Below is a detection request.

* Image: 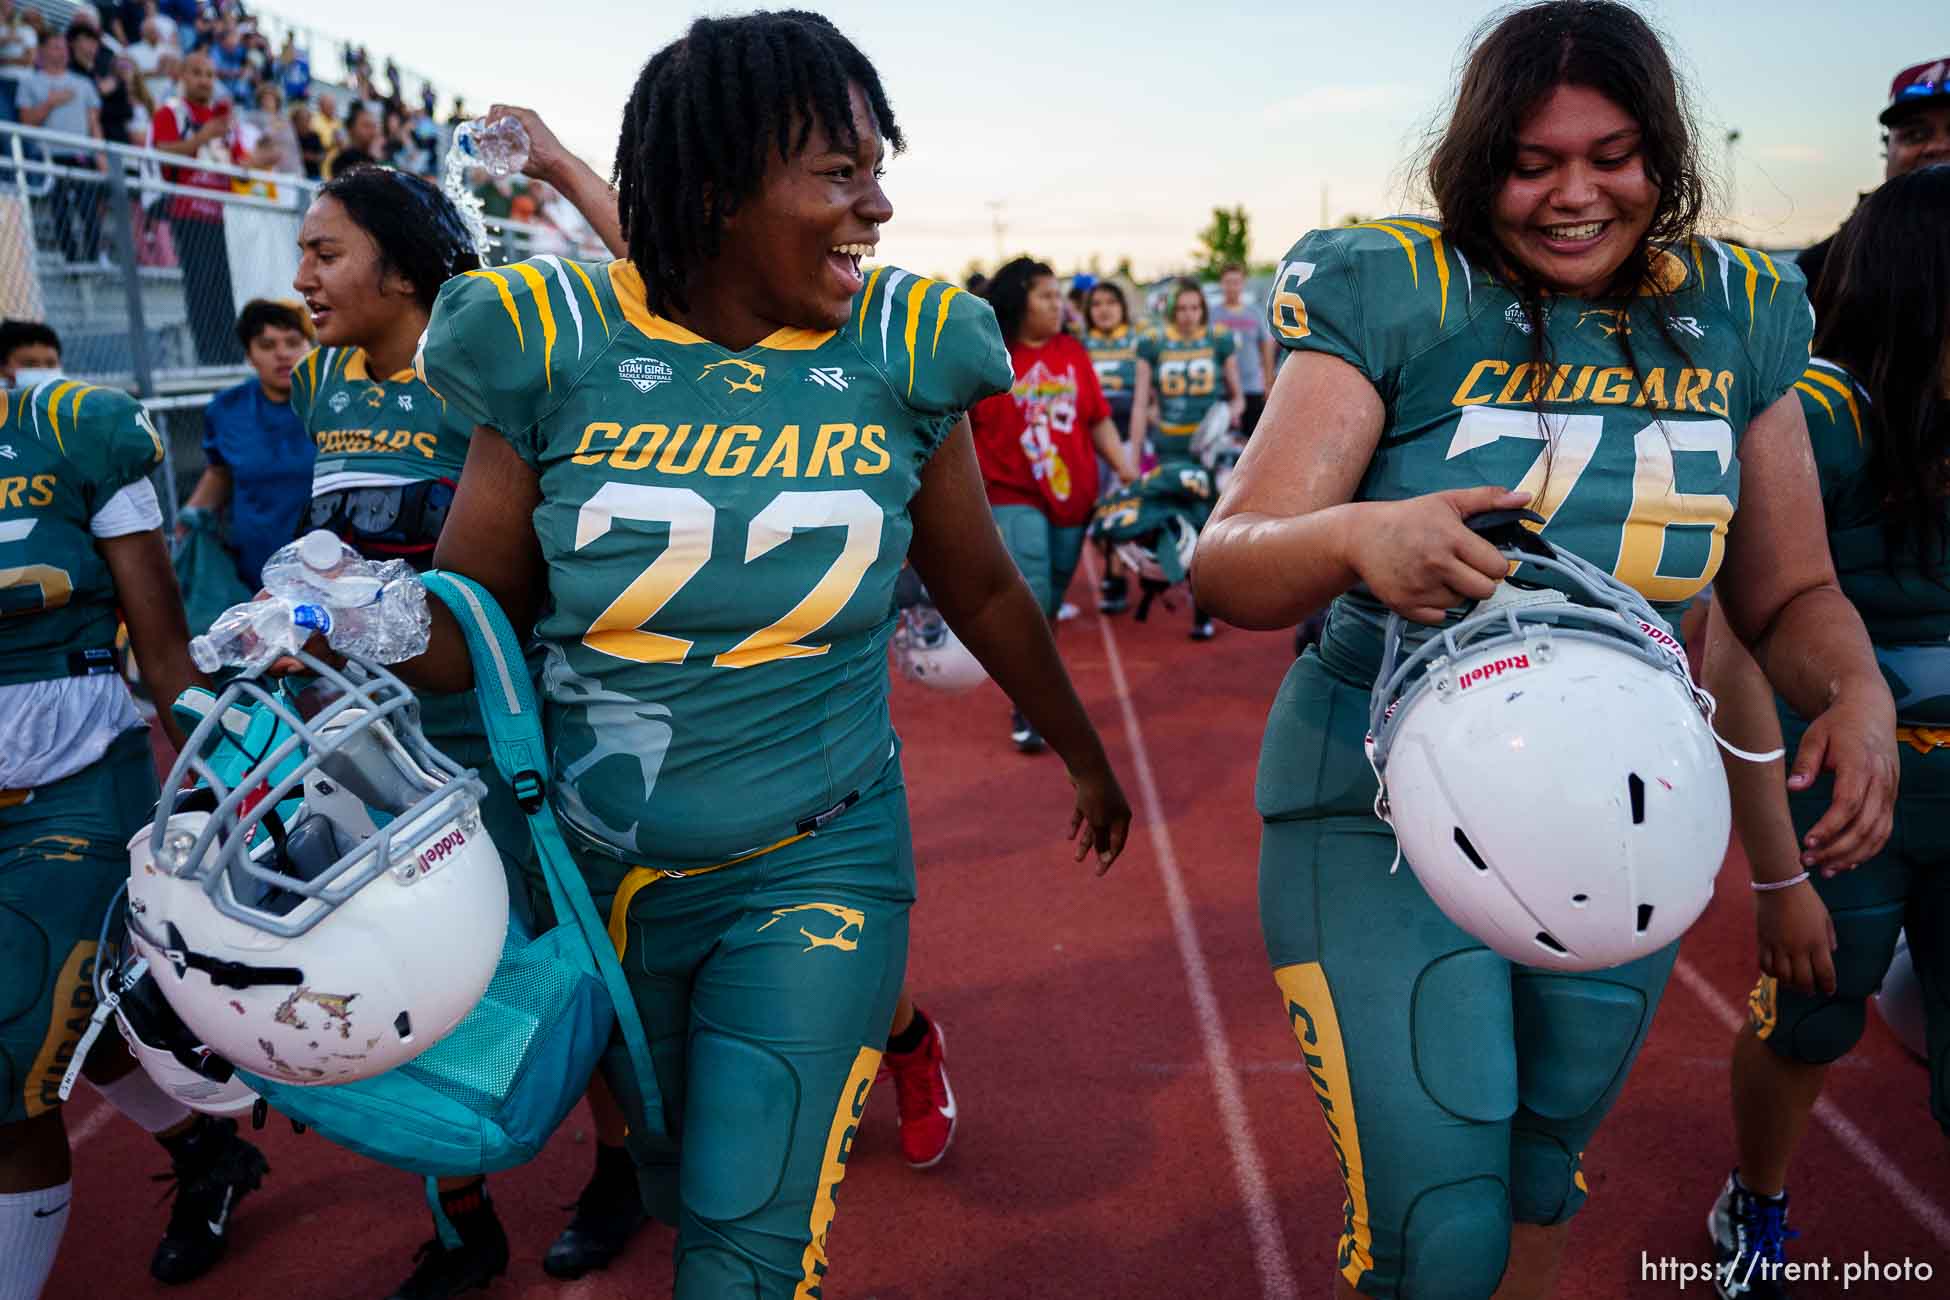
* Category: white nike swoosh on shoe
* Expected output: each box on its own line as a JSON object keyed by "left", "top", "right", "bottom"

{"left": 207, "top": 1186, "right": 234, "bottom": 1237}
{"left": 937, "top": 1066, "right": 957, "bottom": 1123}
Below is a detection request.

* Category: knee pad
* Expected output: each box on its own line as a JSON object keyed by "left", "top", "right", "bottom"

{"left": 1512, "top": 975, "right": 1648, "bottom": 1120}
{"left": 679, "top": 1033, "right": 800, "bottom": 1223}
{"left": 1399, "top": 1176, "right": 1512, "bottom": 1300}
{"left": 1766, "top": 997, "right": 1868, "bottom": 1065}
{"left": 1509, "top": 1128, "right": 1586, "bottom": 1226}
{"left": 1411, "top": 950, "right": 1517, "bottom": 1123}
{"left": 1756, "top": 904, "right": 1902, "bottom": 1065}
{"left": 0, "top": 902, "right": 50, "bottom": 1025}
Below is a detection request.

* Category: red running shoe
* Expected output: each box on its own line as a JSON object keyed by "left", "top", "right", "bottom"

{"left": 880, "top": 1019, "right": 957, "bottom": 1169}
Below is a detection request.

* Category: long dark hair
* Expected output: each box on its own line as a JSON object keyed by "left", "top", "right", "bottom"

{"left": 1428, "top": 1, "right": 1707, "bottom": 377}
{"left": 1813, "top": 164, "right": 1950, "bottom": 576}
{"left": 614, "top": 10, "right": 903, "bottom": 316}
{"left": 316, "top": 167, "right": 480, "bottom": 309}
{"left": 984, "top": 256, "right": 1053, "bottom": 345}
{"left": 1170, "top": 278, "right": 1208, "bottom": 331}
{"left": 1088, "top": 281, "right": 1130, "bottom": 331}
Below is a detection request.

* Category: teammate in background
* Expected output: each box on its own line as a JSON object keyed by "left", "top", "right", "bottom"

{"left": 0, "top": 328, "right": 268, "bottom": 1296}
{"left": 1699, "top": 165, "right": 1950, "bottom": 1300}
{"left": 1795, "top": 56, "right": 1948, "bottom": 296}
{"left": 287, "top": 167, "right": 576, "bottom": 1299}
{"left": 0, "top": 321, "right": 60, "bottom": 387}
{"left": 1209, "top": 261, "right": 1276, "bottom": 436}
{"left": 411, "top": 14, "right": 1130, "bottom": 1295}
{"left": 971, "top": 256, "right": 1142, "bottom": 750}
{"left": 1138, "top": 279, "right": 1241, "bottom": 640}
{"left": 1084, "top": 281, "right": 1149, "bottom": 615}
{"left": 1195, "top": 5, "right": 1897, "bottom": 1298}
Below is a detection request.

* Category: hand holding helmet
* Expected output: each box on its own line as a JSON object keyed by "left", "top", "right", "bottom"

{"left": 1347, "top": 485, "right": 1534, "bottom": 624}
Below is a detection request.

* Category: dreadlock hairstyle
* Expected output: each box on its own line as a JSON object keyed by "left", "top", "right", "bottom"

{"left": 984, "top": 256, "right": 1054, "bottom": 345}
{"left": 1812, "top": 163, "right": 1950, "bottom": 580}
{"left": 317, "top": 166, "right": 481, "bottom": 310}
{"left": 614, "top": 10, "right": 903, "bottom": 316}
{"left": 1427, "top": 1, "right": 1708, "bottom": 393}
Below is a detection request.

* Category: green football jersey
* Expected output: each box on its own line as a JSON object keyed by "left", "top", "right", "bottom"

{"left": 1085, "top": 325, "right": 1144, "bottom": 398}
{"left": 419, "top": 256, "right": 1011, "bottom": 862}
{"left": 1273, "top": 217, "right": 1812, "bottom": 658}
{"left": 1792, "top": 357, "right": 1950, "bottom": 724}
{"left": 0, "top": 380, "right": 165, "bottom": 686}
{"left": 1138, "top": 324, "right": 1235, "bottom": 456}
{"left": 288, "top": 345, "right": 471, "bottom": 490}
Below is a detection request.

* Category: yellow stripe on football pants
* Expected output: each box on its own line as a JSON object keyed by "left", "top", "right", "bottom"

{"left": 1275, "top": 962, "right": 1374, "bottom": 1290}
{"left": 794, "top": 1046, "right": 880, "bottom": 1300}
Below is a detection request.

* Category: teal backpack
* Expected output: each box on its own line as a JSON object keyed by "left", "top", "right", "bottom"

{"left": 230, "top": 571, "right": 664, "bottom": 1190}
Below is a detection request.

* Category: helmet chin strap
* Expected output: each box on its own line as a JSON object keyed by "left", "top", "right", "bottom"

{"left": 1689, "top": 680, "right": 1789, "bottom": 765}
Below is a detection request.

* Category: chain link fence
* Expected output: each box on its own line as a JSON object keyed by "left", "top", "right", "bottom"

{"left": 0, "top": 119, "right": 607, "bottom": 530}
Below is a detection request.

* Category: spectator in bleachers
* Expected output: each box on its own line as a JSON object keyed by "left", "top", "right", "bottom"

{"left": 274, "top": 32, "right": 306, "bottom": 103}
{"left": 127, "top": 15, "right": 177, "bottom": 104}
{"left": 0, "top": 0, "right": 39, "bottom": 122}
{"left": 19, "top": 34, "right": 105, "bottom": 264}
{"left": 73, "top": 21, "right": 134, "bottom": 155}
{"left": 148, "top": 49, "right": 265, "bottom": 365}
{"left": 108, "top": 2, "right": 145, "bottom": 45}
{"left": 209, "top": 23, "right": 247, "bottom": 101}
{"left": 308, "top": 88, "right": 341, "bottom": 154}
{"left": 150, "top": 0, "right": 189, "bottom": 52}
{"left": 325, "top": 101, "right": 378, "bottom": 178}
{"left": 119, "top": 52, "right": 153, "bottom": 144}
{"left": 182, "top": 298, "right": 315, "bottom": 585}
{"left": 288, "top": 102, "right": 322, "bottom": 177}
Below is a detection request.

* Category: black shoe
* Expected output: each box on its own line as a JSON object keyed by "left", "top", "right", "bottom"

{"left": 386, "top": 1203, "right": 510, "bottom": 1300}
{"left": 1189, "top": 619, "right": 1216, "bottom": 641}
{"left": 1098, "top": 575, "right": 1129, "bottom": 615}
{"left": 1010, "top": 709, "right": 1044, "bottom": 753}
{"left": 149, "top": 1117, "right": 269, "bottom": 1285}
{"left": 543, "top": 1167, "right": 649, "bottom": 1279}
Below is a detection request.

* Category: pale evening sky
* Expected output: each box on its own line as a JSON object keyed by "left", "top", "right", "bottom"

{"left": 273, "top": 1, "right": 1946, "bottom": 277}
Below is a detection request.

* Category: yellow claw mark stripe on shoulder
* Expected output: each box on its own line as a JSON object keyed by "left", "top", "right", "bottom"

{"left": 902, "top": 276, "right": 934, "bottom": 397}
{"left": 1727, "top": 244, "right": 1762, "bottom": 335}
{"left": 1377, "top": 218, "right": 1451, "bottom": 327}
{"left": 303, "top": 349, "right": 321, "bottom": 397}
{"left": 68, "top": 383, "right": 94, "bottom": 432}
{"left": 44, "top": 381, "right": 80, "bottom": 453}
{"left": 1798, "top": 366, "right": 1863, "bottom": 442}
{"left": 1688, "top": 237, "right": 1708, "bottom": 294}
{"left": 1756, "top": 249, "right": 1782, "bottom": 303}
{"left": 857, "top": 265, "right": 888, "bottom": 343}
{"left": 1351, "top": 222, "right": 1420, "bottom": 290}
{"left": 506, "top": 263, "right": 558, "bottom": 391}
{"left": 464, "top": 268, "right": 525, "bottom": 351}
{"left": 565, "top": 259, "right": 610, "bottom": 337}
{"left": 930, "top": 285, "right": 963, "bottom": 355}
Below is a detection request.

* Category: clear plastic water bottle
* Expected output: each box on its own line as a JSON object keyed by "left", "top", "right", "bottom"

{"left": 190, "top": 598, "right": 331, "bottom": 673}
{"left": 452, "top": 115, "right": 530, "bottom": 179}
{"left": 262, "top": 530, "right": 384, "bottom": 608}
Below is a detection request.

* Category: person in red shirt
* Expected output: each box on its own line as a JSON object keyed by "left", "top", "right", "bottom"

{"left": 971, "top": 256, "right": 1141, "bottom": 751}
{"left": 145, "top": 49, "right": 273, "bottom": 366}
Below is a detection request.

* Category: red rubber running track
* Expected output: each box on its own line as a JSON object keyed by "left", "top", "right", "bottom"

{"left": 49, "top": 572, "right": 1948, "bottom": 1298}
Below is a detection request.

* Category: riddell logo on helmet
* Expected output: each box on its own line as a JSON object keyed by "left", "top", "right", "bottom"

{"left": 1636, "top": 619, "right": 1684, "bottom": 657}
{"left": 1457, "top": 654, "right": 1531, "bottom": 691}
{"left": 415, "top": 827, "right": 468, "bottom": 876}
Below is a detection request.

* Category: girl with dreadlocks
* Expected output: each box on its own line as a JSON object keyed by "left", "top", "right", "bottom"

{"left": 1196, "top": 3, "right": 1895, "bottom": 1296}
{"left": 288, "top": 166, "right": 549, "bottom": 1298}
{"left": 409, "top": 13, "right": 1131, "bottom": 1296}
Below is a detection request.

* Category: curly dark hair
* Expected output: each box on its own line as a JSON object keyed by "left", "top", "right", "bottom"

{"left": 316, "top": 166, "right": 480, "bottom": 310}
{"left": 1428, "top": 1, "right": 1707, "bottom": 384}
{"left": 984, "top": 256, "right": 1054, "bottom": 345}
{"left": 1813, "top": 164, "right": 1950, "bottom": 580}
{"left": 614, "top": 10, "right": 903, "bottom": 316}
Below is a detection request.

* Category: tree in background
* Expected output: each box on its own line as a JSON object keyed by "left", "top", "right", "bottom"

{"left": 1194, "top": 205, "right": 1251, "bottom": 279}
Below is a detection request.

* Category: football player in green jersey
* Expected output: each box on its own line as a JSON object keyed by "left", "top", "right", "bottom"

{"left": 289, "top": 166, "right": 564, "bottom": 1299}
{"left": 1085, "top": 281, "right": 1149, "bottom": 614}
{"left": 406, "top": 13, "right": 1130, "bottom": 1298}
{"left": 1196, "top": 5, "right": 1898, "bottom": 1298}
{"left": 1698, "top": 165, "right": 1950, "bottom": 1299}
{"left": 1136, "top": 278, "right": 1244, "bottom": 466}
{"left": 0, "top": 340, "right": 270, "bottom": 1292}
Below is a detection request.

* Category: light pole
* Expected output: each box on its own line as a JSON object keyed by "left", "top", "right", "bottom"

{"left": 1726, "top": 128, "right": 1742, "bottom": 237}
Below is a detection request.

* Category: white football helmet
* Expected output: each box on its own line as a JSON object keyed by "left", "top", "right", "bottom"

{"left": 1190, "top": 403, "right": 1246, "bottom": 493}
{"left": 1876, "top": 930, "right": 1928, "bottom": 1061}
{"left": 127, "top": 653, "right": 508, "bottom": 1085}
{"left": 1114, "top": 514, "right": 1199, "bottom": 587}
{"left": 892, "top": 605, "right": 986, "bottom": 692}
{"left": 1366, "top": 522, "right": 1732, "bottom": 972}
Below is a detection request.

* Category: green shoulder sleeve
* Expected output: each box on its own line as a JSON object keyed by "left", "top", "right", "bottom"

{"left": 1212, "top": 324, "right": 1236, "bottom": 363}
{"left": 1792, "top": 358, "right": 1869, "bottom": 517}
{"left": 417, "top": 255, "right": 621, "bottom": 463}
{"left": 288, "top": 346, "right": 325, "bottom": 425}
{"left": 36, "top": 382, "right": 163, "bottom": 510}
{"left": 849, "top": 267, "right": 1013, "bottom": 418}
{"left": 1692, "top": 237, "right": 1814, "bottom": 421}
{"left": 1267, "top": 219, "right": 1464, "bottom": 386}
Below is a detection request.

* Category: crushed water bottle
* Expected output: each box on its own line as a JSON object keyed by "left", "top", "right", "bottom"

{"left": 191, "top": 598, "right": 331, "bottom": 674}
{"left": 452, "top": 115, "right": 529, "bottom": 178}
{"left": 195, "top": 531, "right": 433, "bottom": 670}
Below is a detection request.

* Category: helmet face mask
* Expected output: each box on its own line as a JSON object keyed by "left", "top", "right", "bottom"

{"left": 128, "top": 652, "right": 509, "bottom": 1084}
{"left": 1365, "top": 536, "right": 1732, "bottom": 972}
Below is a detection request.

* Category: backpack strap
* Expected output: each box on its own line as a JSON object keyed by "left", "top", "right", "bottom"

{"left": 419, "top": 570, "right": 664, "bottom": 1145}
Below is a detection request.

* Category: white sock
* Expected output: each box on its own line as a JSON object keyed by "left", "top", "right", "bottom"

{"left": 0, "top": 1182, "right": 71, "bottom": 1299}
{"left": 88, "top": 1070, "right": 191, "bottom": 1135}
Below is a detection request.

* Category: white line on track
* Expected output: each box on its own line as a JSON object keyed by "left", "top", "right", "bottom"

{"left": 67, "top": 1100, "right": 113, "bottom": 1149}
{"left": 1670, "top": 957, "right": 1950, "bottom": 1252}
{"left": 1085, "top": 556, "right": 1301, "bottom": 1300}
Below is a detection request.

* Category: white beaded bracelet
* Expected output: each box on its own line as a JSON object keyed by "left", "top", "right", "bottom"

{"left": 1752, "top": 871, "right": 1811, "bottom": 892}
